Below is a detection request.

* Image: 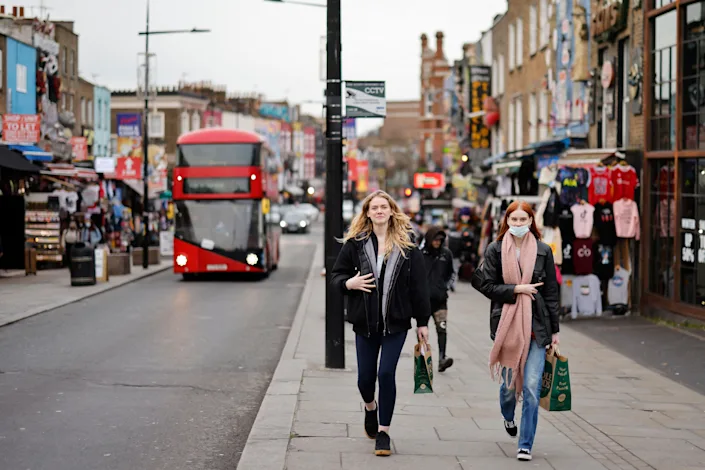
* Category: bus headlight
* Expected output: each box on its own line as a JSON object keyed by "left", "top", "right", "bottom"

{"left": 176, "top": 254, "right": 188, "bottom": 267}
{"left": 299, "top": 220, "right": 307, "bottom": 228}
{"left": 246, "top": 253, "right": 259, "bottom": 266}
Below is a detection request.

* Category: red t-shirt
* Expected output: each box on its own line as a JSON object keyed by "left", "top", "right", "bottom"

{"left": 611, "top": 165, "right": 638, "bottom": 200}
{"left": 573, "top": 239, "right": 594, "bottom": 275}
{"left": 588, "top": 166, "right": 614, "bottom": 205}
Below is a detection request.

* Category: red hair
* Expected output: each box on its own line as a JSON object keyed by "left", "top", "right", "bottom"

{"left": 496, "top": 200, "right": 542, "bottom": 241}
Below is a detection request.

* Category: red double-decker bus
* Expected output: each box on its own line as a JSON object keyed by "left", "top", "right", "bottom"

{"left": 172, "top": 128, "right": 281, "bottom": 279}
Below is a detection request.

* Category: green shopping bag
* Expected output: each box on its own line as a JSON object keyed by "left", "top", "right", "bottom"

{"left": 413, "top": 340, "right": 433, "bottom": 394}
{"left": 540, "top": 346, "right": 571, "bottom": 411}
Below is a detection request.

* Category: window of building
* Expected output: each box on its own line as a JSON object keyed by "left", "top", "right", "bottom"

{"left": 191, "top": 112, "right": 201, "bottom": 130}
{"left": 650, "top": 10, "right": 677, "bottom": 151}
{"left": 87, "top": 100, "right": 92, "bottom": 124}
{"left": 424, "top": 137, "right": 432, "bottom": 160}
{"left": 516, "top": 19, "right": 524, "bottom": 67}
{"left": 540, "top": 0, "right": 549, "bottom": 48}
{"left": 97, "top": 100, "right": 102, "bottom": 128}
{"left": 529, "top": 92, "right": 537, "bottom": 143}
{"left": 498, "top": 55, "right": 505, "bottom": 94}
{"left": 61, "top": 93, "right": 65, "bottom": 110}
{"left": 515, "top": 96, "right": 523, "bottom": 149}
{"left": 81, "top": 97, "right": 86, "bottom": 124}
{"left": 508, "top": 100, "right": 515, "bottom": 151}
{"left": 648, "top": 159, "right": 676, "bottom": 298}
{"left": 509, "top": 24, "right": 516, "bottom": 70}
{"left": 682, "top": 3, "right": 705, "bottom": 150}
{"left": 425, "top": 91, "right": 433, "bottom": 116}
{"left": 654, "top": 0, "right": 676, "bottom": 8}
{"left": 62, "top": 46, "right": 67, "bottom": 74}
{"left": 181, "top": 111, "right": 190, "bottom": 133}
{"left": 678, "top": 158, "right": 705, "bottom": 306}
{"left": 0, "top": 50, "right": 4, "bottom": 91}
{"left": 529, "top": 5, "right": 537, "bottom": 55}
{"left": 16, "top": 64, "right": 27, "bottom": 93}
{"left": 618, "top": 38, "right": 630, "bottom": 148}
{"left": 597, "top": 48, "right": 606, "bottom": 147}
{"left": 539, "top": 90, "right": 549, "bottom": 140}
{"left": 69, "top": 50, "right": 75, "bottom": 77}
{"left": 149, "top": 112, "right": 166, "bottom": 138}
{"left": 492, "top": 60, "right": 499, "bottom": 97}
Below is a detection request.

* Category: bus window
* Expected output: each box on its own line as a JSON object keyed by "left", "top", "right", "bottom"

{"left": 178, "top": 143, "right": 261, "bottom": 167}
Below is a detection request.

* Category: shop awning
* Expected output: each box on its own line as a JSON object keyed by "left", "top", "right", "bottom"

{"left": 482, "top": 137, "right": 583, "bottom": 166}
{"left": 8, "top": 144, "right": 53, "bottom": 162}
{"left": 41, "top": 163, "right": 99, "bottom": 180}
{"left": 0, "top": 145, "right": 40, "bottom": 173}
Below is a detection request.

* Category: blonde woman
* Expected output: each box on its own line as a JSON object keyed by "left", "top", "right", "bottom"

{"left": 331, "top": 190, "right": 431, "bottom": 457}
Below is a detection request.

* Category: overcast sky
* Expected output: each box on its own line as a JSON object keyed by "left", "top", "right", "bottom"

{"left": 39, "top": 0, "right": 505, "bottom": 134}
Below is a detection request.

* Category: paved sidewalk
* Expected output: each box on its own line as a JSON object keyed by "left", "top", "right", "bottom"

{"left": 238, "top": 248, "right": 705, "bottom": 470}
{"left": 0, "top": 260, "right": 172, "bottom": 328}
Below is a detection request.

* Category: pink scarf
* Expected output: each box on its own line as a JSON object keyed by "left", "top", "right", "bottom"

{"left": 488, "top": 233, "right": 537, "bottom": 397}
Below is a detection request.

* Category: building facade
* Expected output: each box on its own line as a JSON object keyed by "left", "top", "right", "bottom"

{"left": 379, "top": 100, "right": 420, "bottom": 143}
{"left": 419, "top": 32, "right": 451, "bottom": 171}
{"left": 53, "top": 21, "right": 78, "bottom": 134}
{"left": 5, "top": 36, "right": 36, "bottom": 114}
{"left": 93, "top": 85, "right": 111, "bottom": 158}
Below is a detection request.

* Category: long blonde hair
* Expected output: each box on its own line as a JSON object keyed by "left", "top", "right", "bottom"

{"left": 342, "top": 190, "right": 415, "bottom": 256}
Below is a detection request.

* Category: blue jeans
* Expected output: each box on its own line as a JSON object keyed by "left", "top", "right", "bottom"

{"left": 499, "top": 340, "right": 546, "bottom": 451}
{"left": 355, "top": 331, "right": 407, "bottom": 427}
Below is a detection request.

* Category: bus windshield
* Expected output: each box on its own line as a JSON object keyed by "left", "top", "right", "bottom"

{"left": 175, "top": 200, "right": 262, "bottom": 252}
{"left": 178, "top": 143, "right": 261, "bottom": 167}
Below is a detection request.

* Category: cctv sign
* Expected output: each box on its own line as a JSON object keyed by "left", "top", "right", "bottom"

{"left": 345, "top": 81, "right": 386, "bottom": 118}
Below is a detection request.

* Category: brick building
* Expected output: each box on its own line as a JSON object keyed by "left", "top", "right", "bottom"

{"left": 419, "top": 32, "right": 451, "bottom": 171}
{"left": 378, "top": 100, "right": 419, "bottom": 143}
{"left": 53, "top": 21, "right": 79, "bottom": 135}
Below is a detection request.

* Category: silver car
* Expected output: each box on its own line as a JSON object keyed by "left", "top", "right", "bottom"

{"left": 280, "top": 209, "right": 310, "bottom": 234}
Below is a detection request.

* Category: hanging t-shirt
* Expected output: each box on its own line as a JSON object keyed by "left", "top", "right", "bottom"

{"left": 561, "top": 275, "right": 575, "bottom": 308}
{"left": 593, "top": 202, "right": 618, "bottom": 245}
{"left": 611, "top": 165, "right": 638, "bottom": 200}
{"left": 495, "top": 175, "right": 513, "bottom": 196}
{"left": 556, "top": 167, "right": 590, "bottom": 206}
{"left": 608, "top": 267, "right": 631, "bottom": 306}
{"left": 539, "top": 166, "right": 560, "bottom": 190}
{"left": 588, "top": 166, "right": 614, "bottom": 205}
{"left": 613, "top": 199, "right": 641, "bottom": 240}
{"left": 573, "top": 238, "right": 594, "bottom": 275}
{"left": 542, "top": 227, "right": 563, "bottom": 265}
{"left": 571, "top": 203, "right": 595, "bottom": 239}
{"left": 558, "top": 208, "right": 575, "bottom": 242}
{"left": 561, "top": 238, "right": 575, "bottom": 274}
{"left": 571, "top": 274, "right": 603, "bottom": 318}
{"left": 594, "top": 243, "right": 615, "bottom": 280}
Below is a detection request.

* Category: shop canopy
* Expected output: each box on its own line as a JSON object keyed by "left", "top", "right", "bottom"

{"left": 41, "top": 163, "right": 99, "bottom": 181}
{"left": 8, "top": 144, "right": 53, "bottom": 162}
{"left": 0, "top": 145, "right": 40, "bottom": 173}
{"left": 482, "top": 137, "right": 585, "bottom": 166}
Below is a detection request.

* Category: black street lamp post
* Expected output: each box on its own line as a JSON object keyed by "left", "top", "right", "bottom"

{"left": 138, "top": 0, "right": 209, "bottom": 269}
{"left": 265, "top": 0, "right": 345, "bottom": 369}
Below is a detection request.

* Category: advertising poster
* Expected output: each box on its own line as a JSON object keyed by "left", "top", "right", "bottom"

{"left": 70, "top": 136, "right": 88, "bottom": 162}
{"left": 116, "top": 113, "right": 142, "bottom": 138}
{"left": 2, "top": 114, "right": 41, "bottom": 143}
{"left": 304, "top": 127, "right": 316, "bottom": 180}
{"left": 356, "top": 160, "right": 369, "bottom": 194}
{"left": 468, "top": 66, "right": 491, "bottom": 163}
{"left": 148, "top": 144, "right": 168, "bottom": 193}
{"left": 203, "top": 110, "right": 223, "bottom": 128}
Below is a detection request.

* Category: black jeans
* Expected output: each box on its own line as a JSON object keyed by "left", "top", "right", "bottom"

{"left": 355, "top": 331, "right": 406, "bottom": 427}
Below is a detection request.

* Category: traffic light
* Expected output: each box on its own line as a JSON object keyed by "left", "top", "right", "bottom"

{"left": 404, "top": 188, "right": 412, "bottom": 197}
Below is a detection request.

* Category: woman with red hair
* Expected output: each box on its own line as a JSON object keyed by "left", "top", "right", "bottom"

{"left": 477, "top": 200, "right": 560, "bottom": 462}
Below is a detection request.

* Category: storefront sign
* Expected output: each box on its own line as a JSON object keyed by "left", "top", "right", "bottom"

{"left": 94, "top": 157, "right": 116, "bottom": 173}
{"left": 115, "top": 156, "right": 142, "bottom": 180}
{"left": 70, "top": 136, "right": 88, "bottom": 162}
{"left": 259, "top": 103, "right": 290, "bottom": 122}
{"left": 414, "top": 172, "right": 445, "bottom": 190}
{"left": 629, "top": 47, "right": 644, "bottom": 116}
{"left": 592, "top": 0, "right": 628, "bottom": 43}
{"left": 159, "top": 231, "right": 174, "bottom": 257}
{"left": 469, "top": 66, "right": 491, "bottom": 156}
{"left": 2, "top": 114, "right": 41, "bottom": 143}
{"left": 116, "top": 113, "right": 142, "bottom": 138}
{"left": 345, "top": 81, "right": 387, "bottom": 118}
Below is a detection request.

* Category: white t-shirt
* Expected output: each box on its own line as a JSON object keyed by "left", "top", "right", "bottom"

{"left": 607, "top": 267, "right": 630, "bottom": 306}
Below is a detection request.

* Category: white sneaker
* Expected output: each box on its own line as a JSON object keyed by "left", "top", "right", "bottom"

{"left": 517, "top": 448, "right": 532, "bottom": 461}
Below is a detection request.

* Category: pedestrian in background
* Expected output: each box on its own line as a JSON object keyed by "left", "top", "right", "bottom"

{"left": 422, "top": 226, "right": 455, "bottom": 372}
{"left": 61, "top": 220, "right": 80, "bottom": 267}
{"left": 477, "top": 200, "right": 560, "bottom": 462}
{"left": 331, "top": 190, "right": 431, "bottom": 457}
{"left": 82, "top": 216, "right": 103, "bottom": 248}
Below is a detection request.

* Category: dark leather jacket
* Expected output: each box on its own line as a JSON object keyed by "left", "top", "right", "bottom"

{"left": 330, "top": 234, "right": 431, "bottom": 337}
{"left": 478, "top": 237, "right": 560, "bottom": 347}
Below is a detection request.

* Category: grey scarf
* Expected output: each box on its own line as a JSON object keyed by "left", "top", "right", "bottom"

{"left": 363, "top": 237, "right": 403, "bottom": 324}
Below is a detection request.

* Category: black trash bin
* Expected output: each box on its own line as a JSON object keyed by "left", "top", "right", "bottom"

{"left": 70, "top": 242, "right": 96, "bottom": 286}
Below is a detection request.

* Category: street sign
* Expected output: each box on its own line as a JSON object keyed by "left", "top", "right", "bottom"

{"left": 115, "top": 156, "right": 142, "bottom": 180}
{"left": 414, "top": 172, "right": 446, "bottom": 190}
{"left": 345, "top": 81, "right": 386, "bottom": 118}
{"left": 2, "top": 114, "right": 41, "bottom": 143}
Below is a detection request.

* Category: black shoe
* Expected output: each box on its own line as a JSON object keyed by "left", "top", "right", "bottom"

{"left": 364, "top": 403, "right": 378, "bottom": 439}
{"left": 504, "top": 420, "right": 518, "bottom": 438}
{"left": 375, "top": 431, "right": 391, "bottom": 456}
{"left": 438, "top": 357, "right": 454, "bottom": 373}
{"left": 517, "top": 448, "right": 532, "bottom": 461}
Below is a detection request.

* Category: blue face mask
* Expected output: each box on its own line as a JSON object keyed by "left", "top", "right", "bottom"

{"left": 508, "top": 224, "right": 530, "bottom": 238}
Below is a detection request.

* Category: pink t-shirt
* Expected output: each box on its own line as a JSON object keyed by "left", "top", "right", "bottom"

{"left": 571, "top": 203, "right": 596, "bottom": 239}
{"left": 613, "top": 199, "right": 640, "bottom": 240}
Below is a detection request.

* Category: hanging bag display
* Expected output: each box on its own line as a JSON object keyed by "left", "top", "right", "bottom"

{"left": 540, "top": 346, "right": 572, "bottom": 411}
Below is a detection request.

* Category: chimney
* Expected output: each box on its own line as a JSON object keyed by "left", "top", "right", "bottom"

{"left": 420, "top": 33, "right": 428, "bottom": 51}
{"left": 435, "top": 31, "right": 445, "bottom": 58}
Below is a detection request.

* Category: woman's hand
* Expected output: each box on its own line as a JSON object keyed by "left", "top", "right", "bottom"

{"left": 550, "top": 333, "right": 559, "bottom": 347}
{"left": 417, "top": 326, "right": 429, "bottom": 343}
{"left": 345, "top": 272, "right": 375, "bottom": 292}
{"left": 514, "top": 282, "right": 544, "bottom": 300}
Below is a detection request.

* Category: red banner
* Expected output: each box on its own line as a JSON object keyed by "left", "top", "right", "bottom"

{"left": 414, "top": 172, "right": 445, "bottom": 189}
{"left": 2, "top": 114, "right": 41, "bottom": 143}
{"left": 114, "top": 156, "right": 142, "bottom": 180}
{"left": 70, "top": 136, "right": 88, "bottom": 161}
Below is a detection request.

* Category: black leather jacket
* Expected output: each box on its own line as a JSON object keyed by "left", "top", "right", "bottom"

{"left": 478, "top": 237, "right": 560, "bottom": 347}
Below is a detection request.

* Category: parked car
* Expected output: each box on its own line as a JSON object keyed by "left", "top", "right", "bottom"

{"left": 280, "top": 209, "right": 310, "bottom": 234}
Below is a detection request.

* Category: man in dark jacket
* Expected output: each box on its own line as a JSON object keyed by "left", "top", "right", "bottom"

{"left": 422, "top": 226, "right": 455, "bottom": 372}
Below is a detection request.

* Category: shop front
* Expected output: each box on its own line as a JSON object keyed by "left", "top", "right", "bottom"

{"left": 642, "top": 0, "right": 705, "bottom": 321}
